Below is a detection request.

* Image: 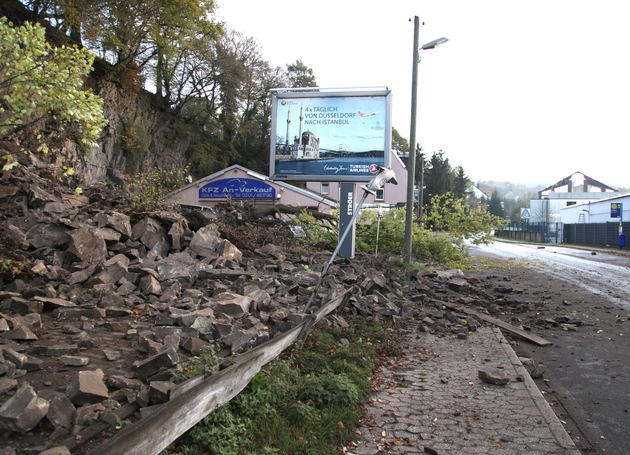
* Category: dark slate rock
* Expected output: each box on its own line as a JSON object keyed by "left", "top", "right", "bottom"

{"left": 0, "top": 384, "right": 49, "bottom": 433}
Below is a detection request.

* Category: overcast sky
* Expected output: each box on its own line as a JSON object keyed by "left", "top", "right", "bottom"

{"left": 215, "top": 1, "right": 630, "bottom": 189}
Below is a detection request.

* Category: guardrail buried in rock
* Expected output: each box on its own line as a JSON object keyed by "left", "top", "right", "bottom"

{"left": 88, "top": 291, "right": 351, "bottom": 455}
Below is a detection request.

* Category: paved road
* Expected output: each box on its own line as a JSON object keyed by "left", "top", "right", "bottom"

{"left": 470, "top": 242, "right": 630, "bottom": 310}
{"left": 470, "top": 241, "right": 630, "bottom": 455}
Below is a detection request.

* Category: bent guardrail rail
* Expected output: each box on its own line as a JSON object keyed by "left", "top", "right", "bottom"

{"left": 88, "top": 290, "right": 351, "bottom": 455}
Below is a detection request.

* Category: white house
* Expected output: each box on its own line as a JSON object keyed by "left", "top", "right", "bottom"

{"left": 468, "top": 185, "right": 489, "bottom": 201}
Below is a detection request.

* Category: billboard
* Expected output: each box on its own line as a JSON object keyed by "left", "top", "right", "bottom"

{"left": 269, "top": 88, "right": 392, "bottom": 182}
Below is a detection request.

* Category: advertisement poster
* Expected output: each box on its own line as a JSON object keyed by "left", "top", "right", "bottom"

{"left": 270, "top": 89, "right": 392, "bottom": 182}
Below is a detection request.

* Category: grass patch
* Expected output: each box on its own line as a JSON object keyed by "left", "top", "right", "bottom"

{"left": 164, "top": 317, "right": 401, "bottom": 455}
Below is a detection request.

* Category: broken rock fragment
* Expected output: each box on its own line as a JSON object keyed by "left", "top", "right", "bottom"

{"left": 38, "top": 389, "right": 76, "bottom": 431}
{"left": 478, "top": 369, "right": 510, "bottom": 385}
{"left": 133, "top": 347, "right": 180, "bottom": 380}
{"left": 67, "top": 226, "right": 108, "bottom": 264}
{"left": 0, "top": 384, "right": 50, "bottom": 433}
{"left": 65, "top": 369, "right": 109, "bottom": 406}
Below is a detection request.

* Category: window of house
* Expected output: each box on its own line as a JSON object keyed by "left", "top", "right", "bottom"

{"left": 375, "top": 188, "right": 384, "bottom": 201}
{"left": 566, "top": 201, "right": 576, "bottom": 206}
{"left": 321, "top": 182, "right": 330, "bottom": 195}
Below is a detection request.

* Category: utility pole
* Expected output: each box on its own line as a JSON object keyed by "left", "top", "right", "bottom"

{"left": 403, "top": 16, "right": 420, "bottom": 263}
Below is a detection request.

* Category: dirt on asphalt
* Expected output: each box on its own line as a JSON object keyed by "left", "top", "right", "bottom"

{"left": 466, "top": 255, "right": 630, "bottom": 455}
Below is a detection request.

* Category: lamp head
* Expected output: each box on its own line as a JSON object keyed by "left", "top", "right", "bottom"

{"left": 421, "top": 37, "right": 449, "bottom": 50}
{"left": 361, "top": 166, "right": 398, "bottom": 195}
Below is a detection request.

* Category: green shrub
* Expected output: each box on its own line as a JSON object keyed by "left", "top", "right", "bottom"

{"left": 0, "top": 18, "right": 106, "bottom": 151}
{"left": 412, "top": 229, "right": 467, "bottom": 265}
{"left": 166, "top": 318, "right": 389, "bottom": 455}
{"left": 355, "top": 207, "right": 406, "bottom": 254}
{"left": 298, "top": 373, "right": 360, "bottom": 407}
{"left": 355, "top": 207, "right": 466, "bottom": 267}
{"left": 293, "top": 210, "right": 338, "bottom": 249}
{"left": 121, "top": 164, "right": 190, "bottom": 215}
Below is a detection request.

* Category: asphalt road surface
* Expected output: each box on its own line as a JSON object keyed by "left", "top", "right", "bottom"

{"left": 470, "top": 241, "right": 630, "bottom": 455}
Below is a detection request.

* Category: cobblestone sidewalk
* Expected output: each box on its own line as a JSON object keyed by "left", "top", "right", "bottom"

{"left": 348, "top": 326, "right": 581, "bottom": 455}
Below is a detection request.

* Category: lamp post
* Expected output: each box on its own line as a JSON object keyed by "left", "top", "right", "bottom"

{"left": 403, "top": 16, "right": 447, "bottom": 263}
{"left": 303, "top": 166, "right": 397, "bottom": 312}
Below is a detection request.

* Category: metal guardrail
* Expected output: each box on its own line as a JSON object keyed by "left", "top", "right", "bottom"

{"left": 88, "top": 291, "right": 351, "bottom": 455}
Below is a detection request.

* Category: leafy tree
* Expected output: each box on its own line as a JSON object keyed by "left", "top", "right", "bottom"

{"left": 237, "top": 58, "right": 288, "bottom": 173}
{"left": 488, "top": 190, "right": 506, "bottom": 218}
{"left": 18, "top": 0, "right": 223, "bottom": 95}
{"left": 286, "top": 60, "right": 317, "bottom": 88}
{"left": 181, "top": 30, "right": 290, "bottom": 177}
{"left": 149, "top": 0, "right": 223, "bottom": 107}
{"left": 19, "top": 0, "right": 98, "bottom": 44}
{"left": 0, "top": 17, "right": 106, "bottom": 161}
{"left": 391, "top": 127, "right": 409, "bottom": 154}
{"left": 424, "top": 193, "right": 507, "bottom": 245}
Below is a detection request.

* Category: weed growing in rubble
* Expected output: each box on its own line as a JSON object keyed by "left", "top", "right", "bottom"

{"left": 164, "top": 318, "right": 398, "bottom": 455}
{"left": 170, "top": 344, "right": 222, "bottom": 383}
{"left": 0, "top": 258, "right": 32, "bottom": 283}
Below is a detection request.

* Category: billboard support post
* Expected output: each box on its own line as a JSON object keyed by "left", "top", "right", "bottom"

{"left": 338, "top": 182, "right": 356, "bottom": 258}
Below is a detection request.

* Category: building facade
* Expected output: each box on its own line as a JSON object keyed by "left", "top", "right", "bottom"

{"left": 163, "top": 165, "right": 337, "bottom": 214}
{"left": 529, "top": 171, "right": 622, "bottom": 223}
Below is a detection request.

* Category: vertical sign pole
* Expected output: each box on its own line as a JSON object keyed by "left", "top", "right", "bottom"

{"left": 339, "top": 182, "right": 356, "bottom": 258}
{"left": 619, "top": 202, "right": 626, "bottom": 250}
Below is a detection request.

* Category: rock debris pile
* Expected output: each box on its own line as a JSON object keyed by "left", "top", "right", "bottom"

{"left": 0, "top": 156, "right": 564, "bottom": 453}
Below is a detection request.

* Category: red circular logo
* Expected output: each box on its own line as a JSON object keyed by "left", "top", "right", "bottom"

{"left": 369, "top": 164, "right": 379, "bottom": 173}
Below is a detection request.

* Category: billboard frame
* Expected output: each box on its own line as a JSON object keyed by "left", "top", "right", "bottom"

{"left": 269, "top": 87, "right": 392, "bottom": 182}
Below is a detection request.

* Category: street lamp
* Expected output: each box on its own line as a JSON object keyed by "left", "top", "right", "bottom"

{"left": 422, "top": 36, "right": 449, "bottom": 50}
{"left": 303, "top": 166, "right": 397, "bottom": 312}
{"left": 403, "top": 16, "right": 447, "bottom": 263}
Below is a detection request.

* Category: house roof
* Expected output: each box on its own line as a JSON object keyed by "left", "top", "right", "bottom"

{"left": 468, "top": 185, "right": 488, "bottom": 199}
{"left": 164, "top": 164, "right": 337, "bottom": 208}
{"left": 539, "top": 171, "right": 618, "bottom": 194}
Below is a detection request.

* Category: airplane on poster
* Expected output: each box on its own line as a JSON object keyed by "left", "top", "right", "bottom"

{"left": 358, "top": 111, "right": 378, "bottom": 117}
